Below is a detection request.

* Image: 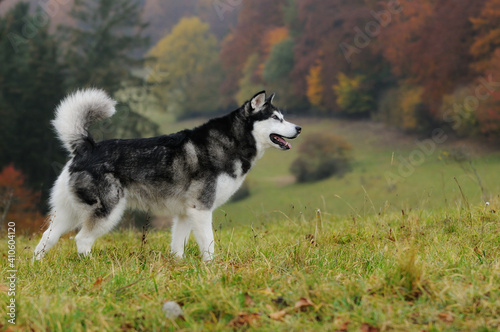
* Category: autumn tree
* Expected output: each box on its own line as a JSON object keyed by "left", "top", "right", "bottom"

{"left": 0, "top": 165, "right": 44, "bottom": 233}
{"left": 470, "top": 0, "right": 500, "bottom": 74}
{"left": 219, "top": 0, "right": 285, "bottom": 105}
{"left": 293, "top": 0, "right": 386, "bottom": 112}
{"left": 147, "top": 16, "right": 223, "bottom": 117}
{"left": 381, "top": 0, "right": 483, "bottom": 118}
{"left": 306, "top": 59, "right": 324, "bottom": 111}
{"left": 470, "top": 0, "right": 500, "bottom": 139}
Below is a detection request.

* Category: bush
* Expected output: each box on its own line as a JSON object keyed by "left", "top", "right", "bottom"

{"left": 377, "top": 84, "right": 429, "bottom": 132}
{"left": 290, "top": 133, "right": 352, "bottom": 183}
{"left": 440, "top": 86, "right": 480, "bottom": 137}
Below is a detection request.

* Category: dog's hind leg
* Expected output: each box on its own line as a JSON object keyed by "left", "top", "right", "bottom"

{"left": 75, "top": 198, "right": 127, "bottom": 256}
{"left": 188, "top": 208, "right": 215, "bottom": 261}
{"left": 34, "top": 169, "right": 81, "bottom": 260}
{"left": 33, "top": 206, "right": 80, "bottom": 260}
{"left": 170, "top": 215, "right": 192, "bottom": 258}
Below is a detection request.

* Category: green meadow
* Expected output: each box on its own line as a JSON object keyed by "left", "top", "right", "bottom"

{"left": 2, "top": 118, "right": 500, "bottom": 331}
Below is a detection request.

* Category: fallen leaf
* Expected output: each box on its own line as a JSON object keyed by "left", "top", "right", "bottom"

{"left": 437, "top": 312, "right": 454, "bottom": 323}
{"left": 336, "top": 320, "right": 350, "bottom": 331}
{"left": 244, "top": 293, "right": 254, "bottom": 307}
{"left": 228, "top": 313, "right": 260, "bottom": 328}
{"left": 361, "top": 322, "right": 380, "bottom": 332}
{"left": 92, "top": 276, "right": 104, "bottom": 289}
{"left": 294, "top": 297, "right": 314, "bottom": 310}
{"left": 269, "top": 310, "right": 288, "bottom": 321}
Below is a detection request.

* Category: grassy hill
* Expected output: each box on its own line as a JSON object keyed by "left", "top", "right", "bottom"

{"left": 3, "top": 117, "right": 499, "bottom": 331}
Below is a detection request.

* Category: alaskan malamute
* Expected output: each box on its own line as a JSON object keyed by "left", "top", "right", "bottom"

{"left": 34, "top": 89, "right": 301, "bottom": 261}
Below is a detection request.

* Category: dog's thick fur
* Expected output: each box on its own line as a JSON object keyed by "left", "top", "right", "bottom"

{"left": 34, "top": 89, "right": 301, "bottom": 261}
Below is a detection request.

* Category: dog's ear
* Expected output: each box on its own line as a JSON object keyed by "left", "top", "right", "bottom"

{"left": 266, "top": 93, "right": 275, "bottom": 104}
{"left": 250, "top": 91, "right": 266, "bottom": 111}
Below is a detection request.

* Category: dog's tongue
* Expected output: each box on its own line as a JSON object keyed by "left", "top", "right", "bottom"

{"left": 276, "top": 135, "right": 291, "bottom": 149}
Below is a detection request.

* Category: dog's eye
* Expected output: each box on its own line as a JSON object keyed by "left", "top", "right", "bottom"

{"left": 272, "top": 115, "right": 280, "bottom": 121}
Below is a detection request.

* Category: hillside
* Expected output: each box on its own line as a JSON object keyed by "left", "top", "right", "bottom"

{"left": 140, "top": 116, "right": 500, "bottom": 228}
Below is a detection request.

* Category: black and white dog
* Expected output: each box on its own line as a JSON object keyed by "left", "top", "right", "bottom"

{"left": 34, "top": 89, "right": 301, "bottom": 261}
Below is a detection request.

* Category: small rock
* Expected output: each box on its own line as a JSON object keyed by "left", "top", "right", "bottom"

{"left": 162, "top": 301, "right": 184, "bottom": 320}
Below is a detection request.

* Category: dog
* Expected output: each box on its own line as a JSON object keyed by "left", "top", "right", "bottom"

{"left": 33, "top": 89, "right": 301, "bottom": 261}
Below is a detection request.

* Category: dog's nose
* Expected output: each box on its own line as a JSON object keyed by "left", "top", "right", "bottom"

{"left": 296, "top": 126, "right": 302, "bottom": 134}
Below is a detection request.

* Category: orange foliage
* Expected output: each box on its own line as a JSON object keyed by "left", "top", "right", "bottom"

{"left": 258, "top": 26, "right": 289, "bottom": 76}
{"left": 263, "top": 27, "right": 289, "bottom": 55}
{"left": 0, "top": 165, "right": 44, "bottom": 233}
{"left": 470, "top": 0, "right": 500, "bottom": 73}
{"left": 381, "top": 1, "right": 434, "bottom": 77}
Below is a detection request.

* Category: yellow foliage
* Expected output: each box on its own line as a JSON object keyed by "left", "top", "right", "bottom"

{"left": 306, "top": 60, "right": 324, "bottom": 109}
{"left": 333, "top": 72, "right": 373, "bottom": 114}
{"left": 147, "top": 17, "right": 218, "bottom": 87}
{"left": 146, "top": 16, "right": 221, "bottom": 115}
{"left": 400, "top": 86, "right": 423, "bottom": 130}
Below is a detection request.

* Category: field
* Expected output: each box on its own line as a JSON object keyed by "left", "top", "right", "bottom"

{"left": 2, "top": 118, "right": 500, "bottom": 331}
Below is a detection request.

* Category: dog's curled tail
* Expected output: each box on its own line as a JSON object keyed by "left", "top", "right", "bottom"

{"left": 52, "top": 88, "right": 116, "bottom": 154}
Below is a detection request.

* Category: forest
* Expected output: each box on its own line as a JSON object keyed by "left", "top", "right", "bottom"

{"left": 1, "top": 0, "right": 500, "bottom": 231}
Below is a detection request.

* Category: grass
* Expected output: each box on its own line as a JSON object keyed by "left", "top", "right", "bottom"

{"left": 1, "top": 200, "right": 499, "bottom": 331}
{"left": 2, "top": 117, "right": 500, "bottom": 331}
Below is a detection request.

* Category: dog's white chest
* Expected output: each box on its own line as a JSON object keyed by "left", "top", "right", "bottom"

{"left": 213, "top": 160, "right": 247, "bottom": 209}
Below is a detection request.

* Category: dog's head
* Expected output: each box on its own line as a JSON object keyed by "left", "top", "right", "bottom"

{"left": 243, "top": 91, "right": 301, "bottom": 151}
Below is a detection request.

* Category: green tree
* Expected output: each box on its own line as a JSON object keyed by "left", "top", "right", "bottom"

{"left": 147, "top": 16, "right": 223, "bottom": 118}
{"left": 62, "top": 0, "right": 149, "bottom": 94}
{"left": 263, "top": 38, "right": 299, "bottom": 106}
{"left": 0, "top": 3, "right": 66, "bottom": 209}
{"left": 62, "top": 0, "right": 158, "bottom": 139}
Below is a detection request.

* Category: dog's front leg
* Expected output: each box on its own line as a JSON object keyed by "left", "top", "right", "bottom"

{"left": 170, "top": 216, "right": 192, "bottom": 258}
{"left": 189, "top": 209, "right": 215, "bottom": 261}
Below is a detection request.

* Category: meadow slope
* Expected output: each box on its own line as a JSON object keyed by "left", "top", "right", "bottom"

{"left": 2, "top": 201, "right": 499, "bottom": 331}
{"left": 2, "top": 118, "right": 500, "bottom": 331}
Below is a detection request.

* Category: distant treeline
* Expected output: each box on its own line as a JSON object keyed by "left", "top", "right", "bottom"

{"left": 147, "top": 0, "right": 500, "bottom": 140}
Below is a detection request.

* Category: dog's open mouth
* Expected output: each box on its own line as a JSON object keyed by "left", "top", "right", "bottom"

{"left": 270, "top": 134, "right": 292, "bottom": 150}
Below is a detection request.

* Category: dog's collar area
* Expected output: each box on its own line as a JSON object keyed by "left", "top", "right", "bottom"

{"left": 270, "top": 134, "right": 292, "bottom": 150}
